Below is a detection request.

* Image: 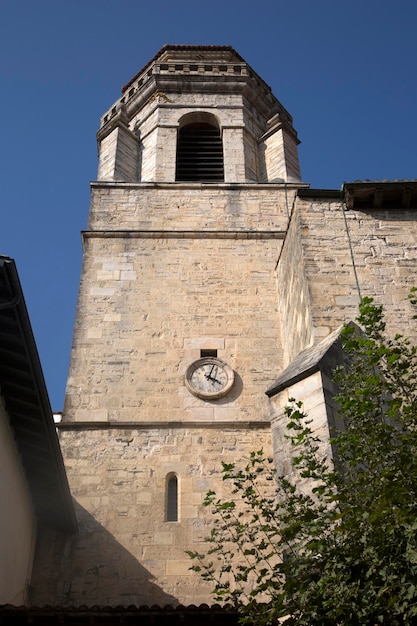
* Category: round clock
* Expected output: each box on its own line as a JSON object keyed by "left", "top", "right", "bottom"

{"left": 185, "top": 357, "right": 234, "bottom": 400}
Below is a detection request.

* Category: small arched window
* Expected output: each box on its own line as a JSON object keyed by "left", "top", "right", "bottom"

{"left": 166, "top": 473, "right": 178, "bottom": 522}
{"left": 176, "top": 121, "right": 224, "bottom": 182}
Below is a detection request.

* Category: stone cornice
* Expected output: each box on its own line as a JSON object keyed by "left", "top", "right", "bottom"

{"left": 58, "top": 420, "right": 271, "bottom": 430}
{"left": 90, "top": 180, "right": 308, "bottom": 190}
{"left": 81, "top": 230, "right": 286, "bottom": 240}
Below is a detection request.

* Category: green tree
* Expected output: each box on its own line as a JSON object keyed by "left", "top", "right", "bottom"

{"left": 188, "top": 296, "right": 417, "bottom": 625}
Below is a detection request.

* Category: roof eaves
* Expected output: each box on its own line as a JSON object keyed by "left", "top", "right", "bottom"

{"left": 0, "top": 256, "right": 77, "bottom": 533}
{"left": 297, "top": 188, "right": 342, "bottom": 199}
{"left": 342, "top": 180, "right": 417, "bottom": 210}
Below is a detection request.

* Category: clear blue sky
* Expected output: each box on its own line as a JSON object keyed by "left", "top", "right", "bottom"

{"left": 1, "top": 0, "right": 416, "bottom": 409}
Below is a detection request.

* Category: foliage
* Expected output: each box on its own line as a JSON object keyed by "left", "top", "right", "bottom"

{"left": 188, "top": 296, "right": 417, "bottom": 625}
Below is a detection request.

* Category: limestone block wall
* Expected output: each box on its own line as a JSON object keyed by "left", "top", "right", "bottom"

{"left": 64, "top": 235, "right": 283, "bottom": 424}
{"left": 240, "top": 98, "right": 271, "bottom": 183}
{"left": 44, "top": 182, "right": 293, "bottom": 606}
{"left": 97, "top": 128, "right": 118, "bottom": 182}
{"left": 263, "top": 127, "right": 301, "bottom": 184}
{"left": 97, "top": 110, "right": 139, "bottom": 182}
{"left": 295, "top": 197, "right": 417, "bottom": 343}
{"left": 154, "top": 126, "right": 177, "bottom": 182}
{"left": 269, "top": 370, "right": 337, "bottom": 488}
{"left": 222, "top": 127, "right": 246, "bottom": 183}
{"left": 31, "top": 424, "right": 272, "bottom": 607}
{"left": 113, "top": 125, "right": 139, "bottom": 182}
{"left": 87, "top": 183, "right": 295, "bottom": 231}
{"left": 62, "top": 184, "right": 297, "bottom": 425}
{"left": 139, "top": 124, "right": 158, "bottom": 182}
{"left": 276, "top": 202, "right": 313, "bottom": 365}
{"left": 242, "top": 127, "right": 259, "bottom": 182}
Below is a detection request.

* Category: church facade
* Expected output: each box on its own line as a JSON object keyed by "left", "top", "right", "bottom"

{"left": 29, "top": 45, "right": 417, "bottom": 608}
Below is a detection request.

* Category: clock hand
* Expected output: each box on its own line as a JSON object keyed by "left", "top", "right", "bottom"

{"left": 205, "top": 365, "right": 215, "bottom": 380}
{"left": 208, "top": 368, "right": 223, "bottom": 385}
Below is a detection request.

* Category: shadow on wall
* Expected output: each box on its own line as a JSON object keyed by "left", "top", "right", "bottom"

{"left": 29, "top": 500, "right": 178, "bottom": 608}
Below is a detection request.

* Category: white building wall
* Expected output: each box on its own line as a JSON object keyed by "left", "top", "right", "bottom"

{"left": 0, "top": 398, "right": 36, "bottom": 605}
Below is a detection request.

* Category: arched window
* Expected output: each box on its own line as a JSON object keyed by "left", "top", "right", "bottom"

{"left": 166, "top": 473, "right": 178, "bottom": 522}
{"left": 176, "top": 120, "right": 224, "bottom": 182}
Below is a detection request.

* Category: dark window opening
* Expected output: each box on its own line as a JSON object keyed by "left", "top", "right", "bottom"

{"left": 201, "top": 349, "right": 217, "bottom": 357}
{"left": 166, "top": 475, "right": 178, "bottom": 522}
{"left": 176, "top": 122, "right": 224, "bottom": 182}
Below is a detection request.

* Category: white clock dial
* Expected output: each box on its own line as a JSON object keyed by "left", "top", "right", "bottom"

{"left": 185, "top": 357, "right": 234, "bottom": 399}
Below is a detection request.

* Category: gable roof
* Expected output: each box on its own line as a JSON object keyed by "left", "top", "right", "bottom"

{"left": 266, "top": 323, "right": 359, "bottom": 397}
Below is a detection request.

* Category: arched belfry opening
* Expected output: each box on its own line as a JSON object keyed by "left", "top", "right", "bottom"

{"left": 176, "top": 113, "right": 224, "bottom": 182}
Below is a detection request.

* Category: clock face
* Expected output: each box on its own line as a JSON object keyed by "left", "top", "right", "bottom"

{"left": 185, "top": 357, "right": 234, "bottom": 399}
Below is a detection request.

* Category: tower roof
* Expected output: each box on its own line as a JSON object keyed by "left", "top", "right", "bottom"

{"left": 100, "top": 45, "right": 295, "bottom": 133}
{"left": 122, "top": 45, "right": 248, "bottom": 93}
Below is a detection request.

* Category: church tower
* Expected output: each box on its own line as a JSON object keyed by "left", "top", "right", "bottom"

{"left": 31, "top": 45, "right": 303, "bottom": 607}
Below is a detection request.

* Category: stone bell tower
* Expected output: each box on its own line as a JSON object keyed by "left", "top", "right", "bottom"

{"left": 32, "top": 45, "right": 303, "bottom": 607}
{"left": 96, "top": 45, "right": 301, "bottom": 185}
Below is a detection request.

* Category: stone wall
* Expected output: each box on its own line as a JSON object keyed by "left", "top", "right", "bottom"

{"left": 64, "top": 233, "right": 284, "bottom": 424}
{"left": 63, "top": 184, "right": 297, "bottom": 424}
{"left": 296, "top": 197, "right": 417, "bottom": 343}
{"left": 276, "top": 202, "right": 313, "bottom": 365}
{"left": 269, "top": 370, "right": 333, "bottom": 479}
{"left": 87, "top": 183, "right": 294, "bottom": 231}
{"left": 31, "top": 425, "right": 272, "bottom": 606}
{"left": 39, "top": 183, "right": 292, "bottom": 605}
{"left": 33, "top": 186, "right": 417, "bottom": 608}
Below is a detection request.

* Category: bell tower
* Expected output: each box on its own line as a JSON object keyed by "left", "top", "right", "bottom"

{"left": 96, "top": 45, "right": 301, "bottom": 184}
{"left": 33, "top": 46, "right": 303, "bottom": 607}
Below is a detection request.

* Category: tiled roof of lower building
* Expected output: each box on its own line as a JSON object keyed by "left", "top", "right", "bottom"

{"left": 0, "top": 604, "right": 240, "bottom": 625}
